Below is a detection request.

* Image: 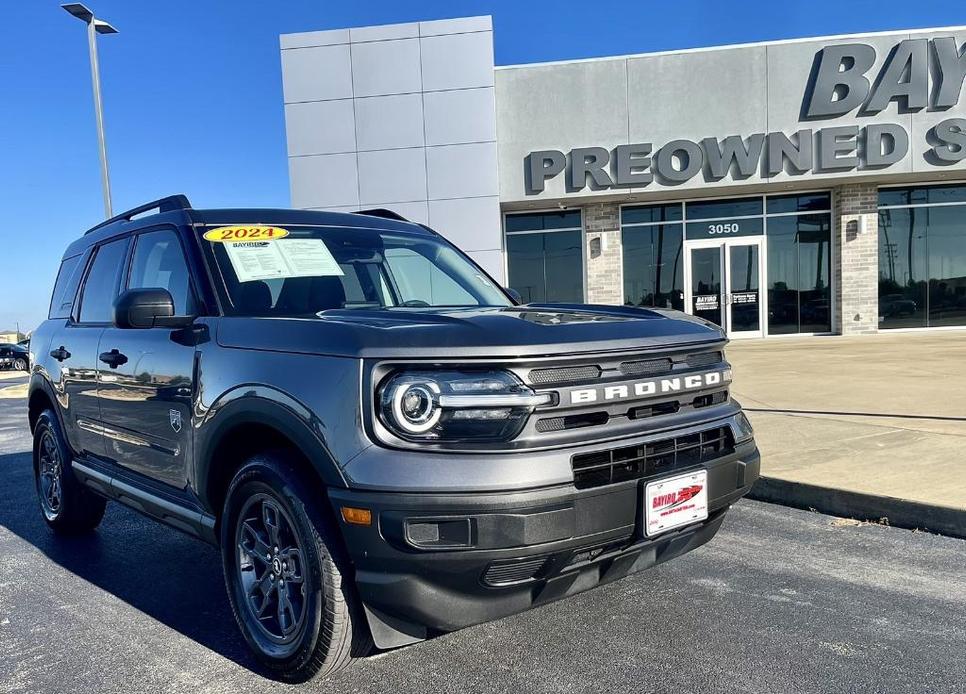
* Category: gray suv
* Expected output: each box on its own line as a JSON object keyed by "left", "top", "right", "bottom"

{"left": 28, "top": 195, "right": 759, "bottom": 681}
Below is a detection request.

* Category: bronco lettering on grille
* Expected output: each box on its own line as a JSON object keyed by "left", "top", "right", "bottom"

{"left": 569, "top": 370, "right": 731, "bottom": 405}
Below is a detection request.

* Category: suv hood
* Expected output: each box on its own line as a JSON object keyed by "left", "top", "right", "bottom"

{"left": 214, "top": 304, "right": 725, "bottom": 359}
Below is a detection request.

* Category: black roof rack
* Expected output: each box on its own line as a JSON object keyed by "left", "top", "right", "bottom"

{"left": 354, "top": 208, "right": 408, "bottom": 222}
{"left": 85, "top": 194, "right": 192, "bottom": 235}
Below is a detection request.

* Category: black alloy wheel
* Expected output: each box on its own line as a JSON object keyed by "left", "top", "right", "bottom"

{"left": 235, "top": 494, "right": 308, "bottom": 644}
{"left": 37, "top": 428, "right": 63, "bottom": 521}
{"left": 221, "top": 455, "right": 370, "bottom": 681}
{"left": 32, "top": 409, "right": 106, "bottom": 533}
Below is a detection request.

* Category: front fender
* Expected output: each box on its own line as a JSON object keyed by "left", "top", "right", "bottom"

{"left": 193, "top": 385, "right": 351, "bottom": 511}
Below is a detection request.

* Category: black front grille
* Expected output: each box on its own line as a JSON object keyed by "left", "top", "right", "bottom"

{"left": 619, "top": 357, "right": 673, "bottom": 377}
{"left": 619, "top": 350, "right": 724, "bottom": 377}
{"left": 528, "top": 364, "right": 602, "bottom": 385}
{"left": 571, "top": 426, "right": 734, "bottom": 490}
{"left": 536, "top": 411, "right": 609, "bottom": 432}
{"left": 686, "top": 351, "right": 724, "bottom": 368}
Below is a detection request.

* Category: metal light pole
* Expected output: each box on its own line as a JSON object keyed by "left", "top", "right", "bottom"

{"left": 62, "top": 3, "right": 118, "bottom": 218}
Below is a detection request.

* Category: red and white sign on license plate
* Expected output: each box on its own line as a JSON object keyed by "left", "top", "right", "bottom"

{"left": 644, "top": 470, "right": 709, "bottom": 537}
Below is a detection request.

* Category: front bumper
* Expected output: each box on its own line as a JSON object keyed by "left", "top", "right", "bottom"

{"left": 328, "top": 439, "right": 760, "bottom": 648}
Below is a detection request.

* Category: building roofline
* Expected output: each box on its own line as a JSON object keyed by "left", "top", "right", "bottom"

{"left": 495, "top": 24, "right": 966, "bottom": 71}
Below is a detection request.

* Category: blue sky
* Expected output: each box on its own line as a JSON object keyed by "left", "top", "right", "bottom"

{"left": 2, "top": 0, "right": 963, "bottom": 331}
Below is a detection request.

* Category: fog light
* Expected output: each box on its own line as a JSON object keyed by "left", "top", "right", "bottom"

{"left": 405, "top": 518, "right": 472, "bottom": 548}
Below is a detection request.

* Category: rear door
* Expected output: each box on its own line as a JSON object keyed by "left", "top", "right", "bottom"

{"left": 96, "top": 226, "right": 199, "bottom": 489}
{"left": 53, "top": 237, "right": 129, "bottom": 460}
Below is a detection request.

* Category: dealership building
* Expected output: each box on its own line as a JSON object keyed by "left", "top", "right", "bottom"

{"left": 279, "top": 17, "right": 966, "bottom": 338}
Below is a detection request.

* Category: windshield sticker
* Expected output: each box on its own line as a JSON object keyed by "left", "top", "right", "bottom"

{"left": 224, "top": 238, "right": 344, "bottom": 283}
{"left": 203, "top": 226, "right": 289, "bottom": 242}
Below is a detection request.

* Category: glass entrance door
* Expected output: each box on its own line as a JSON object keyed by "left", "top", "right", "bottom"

{"left": 689, "top": 246, "right": 724, "bottom": 327}
{"left": 686, "top": 238, "right": 765, "bottom": 338}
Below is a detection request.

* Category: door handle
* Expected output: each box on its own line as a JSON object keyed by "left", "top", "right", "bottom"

{"left": 98, "top": 349, "right": 128, "bottom": 369}
{"left": 49, "top": 346, "right": 71, "bottom": 362}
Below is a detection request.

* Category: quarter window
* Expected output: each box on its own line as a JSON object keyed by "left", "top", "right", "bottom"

{"left": 78, "top": 238, "right": 128, "bottom": 323}
{"left": 48, "top": 254, "right": 84, "bottom": 320}
{"left": 128, "top": 229, "right": 196, "bottom": 315}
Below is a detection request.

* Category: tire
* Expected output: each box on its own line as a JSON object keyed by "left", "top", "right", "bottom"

{"left": 13, "top": 357, "right": 26, "bottom": 371}
{"left": 220, "top": 453, "right": 370, "bottom": 682}
{"left": 33, "top": 410, "right": 106, "bottom": 533}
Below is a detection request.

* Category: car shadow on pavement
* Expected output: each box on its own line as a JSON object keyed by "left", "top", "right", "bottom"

{"left": 0, "top": 450, "right": 261, "bottom": 674}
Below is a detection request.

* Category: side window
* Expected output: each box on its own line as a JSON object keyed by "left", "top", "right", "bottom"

{"left": 127, "top": 229, "right": 196, "bottom": 315}
{"left": 78, "top": 238, "right": 128, "bottom": 323}
{"left": 48, "top": 254, "right": 84, "bottom": 320}
{"left": 384, "top": 248, "right": 478, "bottom": 306}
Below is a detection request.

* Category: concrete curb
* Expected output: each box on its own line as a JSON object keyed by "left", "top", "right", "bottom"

{"left": 748, "top": 477, "right": 966, "bottom": 541}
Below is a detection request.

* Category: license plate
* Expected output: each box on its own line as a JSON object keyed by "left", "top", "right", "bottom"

{"left": 644, "top": 470, "right": 709, "bottom": 537}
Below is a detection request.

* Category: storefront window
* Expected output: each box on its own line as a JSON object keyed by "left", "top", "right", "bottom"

{"left": 686, "top": 197, "right": 762, "bottom": 220}
{"left": 621, "top": 205, "right": 684, "bottom": 310}
{"left": 878, "top": 185, "right": 966, "bottom": 329}
{"left": 622, "top": 195, "right": 832, "bottom": 334}
{"left": 766, "top": 212, "right": 832, "bottom": 334}
{"left": 505, "top": 211, "right": 583, "bottom": 303}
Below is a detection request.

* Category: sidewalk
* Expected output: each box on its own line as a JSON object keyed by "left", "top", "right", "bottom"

{"left": 727, "top": 330, "right": 966, "bottom": 538}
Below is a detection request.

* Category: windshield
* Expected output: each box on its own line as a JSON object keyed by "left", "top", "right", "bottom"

{"left": 204, "top": 225, "right": 512, "bottom": 317}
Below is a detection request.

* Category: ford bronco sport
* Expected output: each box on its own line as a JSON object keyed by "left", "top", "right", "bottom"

{"left": 29, "top": 195, "right": 759, "bottom": 681}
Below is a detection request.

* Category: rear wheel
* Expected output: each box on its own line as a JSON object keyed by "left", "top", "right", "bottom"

{"left": 221, "top": 454, "right": 369, "bottom": 682}
{"left": 33, "top": 410, "right": 106, "bottom": 533}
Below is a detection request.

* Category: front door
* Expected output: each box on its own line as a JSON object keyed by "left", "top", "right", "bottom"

{"left": 685, "top": 238, "right": 765, "bottom": 338}
{"left": 95, "top": 227, "right": 199, "bottom": 490}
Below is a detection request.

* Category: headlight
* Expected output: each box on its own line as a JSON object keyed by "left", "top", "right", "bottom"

{"left": 733, "top": 411, "right": 755, "bottom": 443}
{"left": 378, "top": 370, "right": 551, "bottom": 442}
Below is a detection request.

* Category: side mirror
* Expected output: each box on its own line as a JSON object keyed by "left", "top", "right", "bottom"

{"left": 505, "top": 287, "right": 523, "bottom": 304}
{"left": 114, "top": 288, "right": 193, "bottom": 329}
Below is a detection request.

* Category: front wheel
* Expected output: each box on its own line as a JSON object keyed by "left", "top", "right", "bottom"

{"left": 13, "top": 357, "right": 27, "bottom": 371}
{"left": 221, "top": 454, "right": 369, "bottom": 682}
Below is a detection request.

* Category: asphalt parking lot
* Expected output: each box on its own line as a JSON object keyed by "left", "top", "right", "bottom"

{"left": 1, "top": 383, "right": 964, "bottom": 694}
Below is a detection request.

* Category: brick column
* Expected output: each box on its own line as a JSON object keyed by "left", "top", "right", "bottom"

{"left": 833, "top": 183, "right": 880, "bottom": 335}
{"left": 583, "top": 202, "right": 623, "bottom": 305}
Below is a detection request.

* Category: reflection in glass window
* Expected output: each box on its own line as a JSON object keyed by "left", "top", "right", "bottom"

{"left": 504, "top": 210, "right": 581, "bottom": 233}
{"left": 927, "top": 207, "right": 966, "bottom": 327}
{"left": 621, "top": 204, "right": 683, "bottom": 225}
{"left": 686, "top": 197, "right": 762, "bottom": 220}
{"left": 621, "top": 223, "right": 684, "bottom": 310}
{"left": 878, "top": 192, "right": 966, "bottom": 329}
{"left": 129, "top": 230, "right": 196, "bottom": 315}
{"left": 878, "top": 184, "right": 966, "bottom": 208}
{"left": 505, "top": 212, "right": 583, "bottom": 303}
{"left": 79, "top": 238, "right": 128, "bottom": 323}
{"left": 766, "top": 214, "right": 831, "bottom": 334}
{"left": 766, "top": 193, "right": 831, "bottom": 215}
{"left": 384, "top": 248, "right": 478, "bottom": 306}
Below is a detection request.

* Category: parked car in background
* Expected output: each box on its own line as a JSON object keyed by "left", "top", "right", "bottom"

{"left": 0, "top": 343, "right": 29, "bottom": 371}
{"left": 880, "top": 293, "right": 918, "bottom": 318}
